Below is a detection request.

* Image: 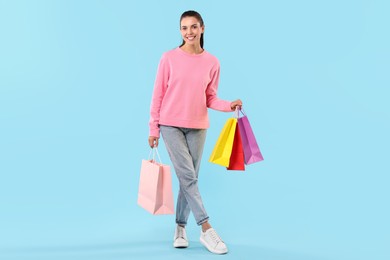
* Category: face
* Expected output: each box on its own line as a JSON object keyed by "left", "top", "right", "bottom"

{"left": 180, "top": 16, "right": 204, "bottom": 46}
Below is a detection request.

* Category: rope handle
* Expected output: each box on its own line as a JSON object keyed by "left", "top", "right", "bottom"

{"left": 148, "top": 146, "right": 163, "bottom": 164}
{"left": 234, "top": 106, "right": 246, "bottom": 118}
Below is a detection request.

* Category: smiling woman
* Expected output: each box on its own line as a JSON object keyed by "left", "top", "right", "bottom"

{"left": 179, "top": 10, "right": 205, "bottom": 51}
{"left": 147, "top": 10, "right": 242, "bottom": 255}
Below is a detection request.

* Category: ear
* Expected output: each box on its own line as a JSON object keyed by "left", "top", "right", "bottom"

{"left": 201, "top": 25, "right": 205, "bottom": 33}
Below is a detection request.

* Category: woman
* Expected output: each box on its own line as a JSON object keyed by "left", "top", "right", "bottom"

{"left": 148, "top": 10, "right": 242, "bottom": 255}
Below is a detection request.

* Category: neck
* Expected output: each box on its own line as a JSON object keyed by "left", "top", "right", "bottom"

{"left": 180, "top": 44, "right": 203, "bottom": 55}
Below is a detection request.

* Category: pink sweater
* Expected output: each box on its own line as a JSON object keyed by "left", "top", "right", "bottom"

{"left": 149, "top": 47, "right": 232, "bottom": 137}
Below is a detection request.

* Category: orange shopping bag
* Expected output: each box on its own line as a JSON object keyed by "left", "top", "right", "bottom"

{"left": 137, "top": 148, "right": 174, "bottom": 215}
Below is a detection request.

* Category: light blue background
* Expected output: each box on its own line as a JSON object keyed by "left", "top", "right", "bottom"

{"left": 1, "top": 1, "right": 389, "bottom": 259}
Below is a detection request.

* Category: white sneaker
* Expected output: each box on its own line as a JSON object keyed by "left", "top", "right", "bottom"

{"left": 200, "top": 228, "right": 228, "bottom": 254}
{"left": 173, "top": 225, "right": 189, "bottom": 248}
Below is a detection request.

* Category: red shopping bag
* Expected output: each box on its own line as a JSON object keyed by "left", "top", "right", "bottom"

{"left": 137, "top": 148, "right": 174, "bottom": 215}
{"left": 227, "top": 123, "right": 245, "bottom": 171}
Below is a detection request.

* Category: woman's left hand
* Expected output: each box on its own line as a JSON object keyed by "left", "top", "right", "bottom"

{"left": 230, "top": 99, "right": 243, "bottom": 110}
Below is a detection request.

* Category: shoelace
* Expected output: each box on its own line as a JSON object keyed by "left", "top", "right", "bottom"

{"left": 208, "top": 229, "right": 223, "bottom": 245}
{"left": 177, "top": 226, "right": 186, "bottom": 239}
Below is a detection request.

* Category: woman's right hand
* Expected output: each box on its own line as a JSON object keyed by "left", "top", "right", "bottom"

{"left": 148, "top": 136, "right": 159, "bottom": 148}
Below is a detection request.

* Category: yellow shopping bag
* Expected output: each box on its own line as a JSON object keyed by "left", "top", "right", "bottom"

{"left": 209, "top": 118, "right": 237, "bottom": 167}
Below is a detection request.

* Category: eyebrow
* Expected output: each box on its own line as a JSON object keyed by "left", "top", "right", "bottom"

{"left": 181, "top": 24, "right": 199, "bottom": 28}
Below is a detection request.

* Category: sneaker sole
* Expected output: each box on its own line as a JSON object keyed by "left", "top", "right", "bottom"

{"left": 173, "top": 241, "right": 189, "bottom": 248}
{"left": 200, "top": 237, "right": 228, "bottom": 254}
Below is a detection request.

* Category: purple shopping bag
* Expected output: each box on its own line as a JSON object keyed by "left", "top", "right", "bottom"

{"left": 238, "top": 109, "right": 264, "bottom": 164}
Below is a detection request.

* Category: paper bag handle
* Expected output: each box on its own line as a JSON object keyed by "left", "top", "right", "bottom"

{"left": 148, "top": 147, "right": 162, "bottom": 164}
{"left": 234, "top": 106, "right": 246, "bottom": 118}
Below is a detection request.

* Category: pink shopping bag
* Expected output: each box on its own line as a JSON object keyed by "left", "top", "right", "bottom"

{"left": 238, "top": 109, "right": 264, "bottom": 164}
{"left": 137, "top": 148, "right": 174, "bottom": 215}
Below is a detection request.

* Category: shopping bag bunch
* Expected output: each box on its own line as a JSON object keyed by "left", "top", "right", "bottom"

{"left": 137, "top": 148, "right": 175, "bottom": 215}
{"left": 209, "top": 107, "right": 264, "bottom": 171}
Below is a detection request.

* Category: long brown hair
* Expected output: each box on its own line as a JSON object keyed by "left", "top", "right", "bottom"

{"left": 179, "top": 10, "right": 204, "bottom": 48}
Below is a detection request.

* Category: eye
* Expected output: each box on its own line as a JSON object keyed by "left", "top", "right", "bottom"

{"left": 192, "top": 25, "right": 198, "bottom": 29}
